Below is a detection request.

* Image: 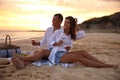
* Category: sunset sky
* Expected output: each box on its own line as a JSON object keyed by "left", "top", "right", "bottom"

{"left": 0, "top": 0, "right": 120, "bottom": 30}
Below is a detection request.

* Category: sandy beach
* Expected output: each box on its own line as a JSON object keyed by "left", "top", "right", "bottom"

{"left": 0, "top": 33, "right": 120, "bottom": 80}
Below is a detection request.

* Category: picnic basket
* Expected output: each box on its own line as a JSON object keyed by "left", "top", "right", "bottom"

{"left": 0, "top": 35, "right": 21, "bottom": 58}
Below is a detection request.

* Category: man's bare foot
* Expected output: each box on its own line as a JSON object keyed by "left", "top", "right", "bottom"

{"left": 11, "top": 57, "right": 24, "bottom": 69}
{"left": 12, "top": 51, "right": 24, "bottom": 60}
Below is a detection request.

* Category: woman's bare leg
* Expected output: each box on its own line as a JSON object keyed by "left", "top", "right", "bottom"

{"left": 60, "top": 53, "right": 117, "bottom": 68}
{"left": 68, "top": 50, "right": 104, "bottom": 64}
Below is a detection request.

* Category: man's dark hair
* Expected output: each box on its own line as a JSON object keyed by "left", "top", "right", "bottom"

{"left": 54, "top": 13, "right": 63, "bottom": 22}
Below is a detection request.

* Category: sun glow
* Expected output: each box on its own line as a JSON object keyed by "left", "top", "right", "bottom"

{"left": 0, "top": 0, "right": 119, "bottom": 30}
{"left": 17, "top": 4, "right": 40, "bottom": 11}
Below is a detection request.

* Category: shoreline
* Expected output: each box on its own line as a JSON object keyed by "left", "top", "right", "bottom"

{"left": 0, "top": 31, "right": 45, "bottom": 43}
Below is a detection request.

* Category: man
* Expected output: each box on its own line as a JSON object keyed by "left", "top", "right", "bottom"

{"left": 30, "top": 13, "right": 65, "bottom": 59}
{"left": 33, "top": 13, "right": 63, "bottom": 50}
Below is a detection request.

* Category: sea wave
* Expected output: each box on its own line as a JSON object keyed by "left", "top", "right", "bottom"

{"left": 0, "top": 30, "right": 44, "bottom": 42}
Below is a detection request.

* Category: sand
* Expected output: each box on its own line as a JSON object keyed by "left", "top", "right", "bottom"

{"left": 0, "top": 33, "right": 120, "bottom": 80}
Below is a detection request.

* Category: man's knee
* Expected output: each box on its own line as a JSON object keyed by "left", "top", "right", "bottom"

{"left": 41, "top": 49, "right": 49, "bottom": 53}
{"left": 41, "top": 49, "right": 50, "bottom": 57}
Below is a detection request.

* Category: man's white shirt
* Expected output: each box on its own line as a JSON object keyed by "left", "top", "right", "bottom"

{"left": 39, "top": 27, "right": 54, "bottom": 49}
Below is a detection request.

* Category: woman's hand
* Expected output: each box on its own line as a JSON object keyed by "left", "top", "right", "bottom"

{"left": 53, "top": 40, "right": 63, "bottom": 46}
{"left": 65, "top": 46, "right": 71, "bottom": 51}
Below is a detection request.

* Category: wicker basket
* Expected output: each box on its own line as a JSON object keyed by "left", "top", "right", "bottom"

{"left": 0, "top": 35, "right": 20, "bottom": 49}
{"left": 0, "top": 35, "right": 21, "bottom": 58}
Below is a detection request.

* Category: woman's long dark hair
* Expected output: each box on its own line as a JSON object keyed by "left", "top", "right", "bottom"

{"left": 65, "top": 16, "right": 77, "bottom": 41}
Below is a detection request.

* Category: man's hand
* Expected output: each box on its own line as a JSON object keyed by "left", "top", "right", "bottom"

{"left": 32, "top": 40, "right": 40, "bottom": 46}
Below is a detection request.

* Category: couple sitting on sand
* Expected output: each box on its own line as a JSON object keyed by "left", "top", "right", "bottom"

{"left": 12, "top": 13, "right": 119, "bottom": 69}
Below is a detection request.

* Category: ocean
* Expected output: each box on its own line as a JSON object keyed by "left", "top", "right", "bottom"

{"left": 0, "top": 30, "right": 45, "bottom": 42}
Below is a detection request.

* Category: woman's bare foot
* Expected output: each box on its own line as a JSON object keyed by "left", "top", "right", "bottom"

{"left": 114, "top": 65, "right": 119, "bottom": 69}
{"left": 11, "top": 57, "right": 24, "bottom": 69}
{"left": 114, "top": 64, "right": 120, "bottom": 73}
{"left": 108, "top": 65, "right": 119, "bottom": 69}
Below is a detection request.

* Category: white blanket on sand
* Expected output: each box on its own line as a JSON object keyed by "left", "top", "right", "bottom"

{"left": 30, "top": 52, "right": 74, "bottom": 68}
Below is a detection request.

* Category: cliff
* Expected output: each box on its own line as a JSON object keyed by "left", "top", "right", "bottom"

{"left": 78, "top": 12, "right": 120, "bottom": 32}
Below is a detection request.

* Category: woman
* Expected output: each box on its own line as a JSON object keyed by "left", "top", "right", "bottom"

{"left": 48, "top": 16, "right": 77, "bottom": 65}
{"left": 12, "top": 16, "right": 118, "bottom": 69}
